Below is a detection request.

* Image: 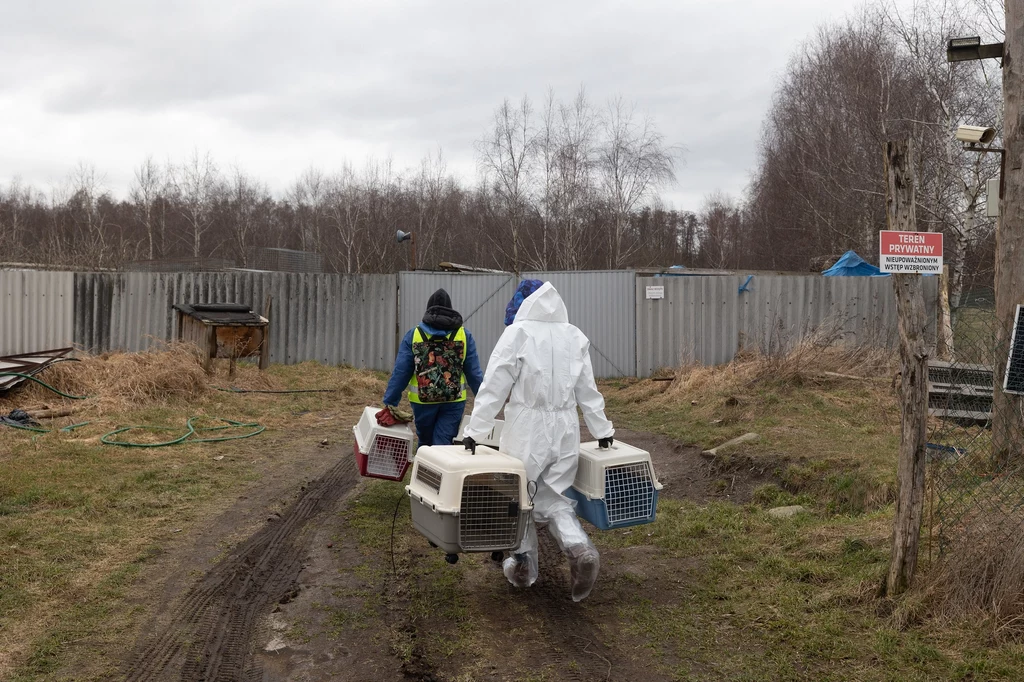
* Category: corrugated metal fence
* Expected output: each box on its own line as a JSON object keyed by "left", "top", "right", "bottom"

{"left": 397, "top": 270, "right": 636, "bottom": 378}
{"left": 0, "top": 270, "right": 74, "bottom": 356}
{"left": 71, "top": 271, "right": 397, "bottom": 370}
{"left": 2, "top": 269, "right": 939, "bottom": 378}
{"left": 636, "top": 275, "right": 938, "bottom": 376}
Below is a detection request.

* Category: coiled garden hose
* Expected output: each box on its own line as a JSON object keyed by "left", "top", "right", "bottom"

{"left": 101, "top": 416, "right": 265, "bottom": 448}
{"left": 0, "top": 372, "right": 91, "bottom": 400}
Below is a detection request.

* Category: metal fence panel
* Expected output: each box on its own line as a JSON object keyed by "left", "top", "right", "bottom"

{"left": 637, "top": 274, "right": 940, "bottom": 377}
{"left": 526, "top": 271, "right": 636, "bottom": 378}
{"left": 400, "top": 271, "right": 637, "bottom": 379}
{"left": 73, "top": 272, "right": 396, "bottom": 370}
{"left": 398, "top": 272, "right": 519, "bottom": 371}
{"left": 0, "top": 270, "right": 74, "bottom": 355}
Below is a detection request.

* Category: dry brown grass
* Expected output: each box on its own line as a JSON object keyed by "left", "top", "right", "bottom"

{"left": 618, "top": 339, "right": 897, "bottom": 409}
{"left": 0, "top": 343, "right": 291, "bottom": 413}
{"left": 921, "top": 505, "right": 1024, "bottom": 639}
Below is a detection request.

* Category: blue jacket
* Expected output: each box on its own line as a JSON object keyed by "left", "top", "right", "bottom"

{"left": 383, "top": 323, "right": 483, "bottom": 407}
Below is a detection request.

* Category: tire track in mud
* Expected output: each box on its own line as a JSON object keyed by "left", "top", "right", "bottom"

{"left": 517, "top": 529, "right": 616, "bottom": 682}
{"left": 122, "top": 456, "right": 358, "bottom": 681}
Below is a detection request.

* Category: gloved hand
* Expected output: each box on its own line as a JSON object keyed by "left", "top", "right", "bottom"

{"left": 375, "top": 405, "right": 399, "bottom": 427}
{"left": 464, "top": 436, "right": 477, "bottom": 454}
{"left": 598, "top": 436, "right": 614, "bottom": 449}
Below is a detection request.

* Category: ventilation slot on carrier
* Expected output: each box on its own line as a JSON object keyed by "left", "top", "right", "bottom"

{"left": 415, "top": 464, "right": 443, "bottom": 493}
{"left": 458, "top": 472, "right": 522, "bottom": 551}
{"left": 604, "top": 462, "right": 657, "bottom": 525}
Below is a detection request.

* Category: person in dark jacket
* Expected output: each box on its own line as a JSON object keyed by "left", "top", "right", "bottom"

{"left": 383, "top": 288, "right": 483, "bottom": 447}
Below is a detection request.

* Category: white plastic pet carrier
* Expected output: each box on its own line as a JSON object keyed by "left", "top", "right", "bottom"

{"left": 457, "top": 416, "right": 504, "bottom": 449}
{"left": 406, "top": 444, "right": 532, "bottom": 557}
{"left": 565, "top": 441, "right": 663, "bottom": 530}
{"left": 353, "top": 406, "right": 415, "bottom": 481}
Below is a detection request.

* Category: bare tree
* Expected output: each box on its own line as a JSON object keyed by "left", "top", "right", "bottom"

{"left": 228, "top": 168, "right": 270, "bottom": 266}
{"left": 549, "top": 88, "right": 599, "bottom": 270}
{"left": 598, "top": 98, "right": 677, "bottom": 268}
{"left": 170, "top": 150, "right": 221, "bottom": 259}
{"left": 129, "top": 156, "right": 164, "bottom": 261}
{"left": 698, "top": 192, "right": 743, "bottom": 269}
{"left": 291, "top": 167, "right": 329, "bottom": 254}
{"left": 325, "top": 162, "right": 367, "bottom": 273}
{"left": 477, "top": 96, "right": 535, "bottom": 272}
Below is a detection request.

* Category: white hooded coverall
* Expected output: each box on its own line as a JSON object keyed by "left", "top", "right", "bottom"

{"left": 463, "top": 282, "right": 614, "bottom": 601}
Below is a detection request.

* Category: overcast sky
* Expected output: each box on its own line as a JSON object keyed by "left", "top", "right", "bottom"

{"left": 2, "top": 0, "right": 870, "bottom": 211}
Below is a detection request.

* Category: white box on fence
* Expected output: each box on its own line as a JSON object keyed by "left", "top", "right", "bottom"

{"left": 565, "top": 441, "right": 663, "bottom": 530}
{"left": 353, "top": 406, "right": 415, "bottom": 481}
{"left": 406, "top": 444, "right": 532, "bottom": 554}
{"left": 457, "top": 416, "right": 504, "bottom": 449}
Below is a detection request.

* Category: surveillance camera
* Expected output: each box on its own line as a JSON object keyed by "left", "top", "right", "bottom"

{"left": 956, "top": 125, "right": 996, "bottom": 145}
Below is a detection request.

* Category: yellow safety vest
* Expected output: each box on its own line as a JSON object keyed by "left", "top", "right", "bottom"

{"left": 408, "top": 326, "right": 468, "bottom": 404}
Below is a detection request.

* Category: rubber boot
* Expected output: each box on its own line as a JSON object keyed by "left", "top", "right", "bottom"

{"left": 566, "top": 544, "right": 600, "bottom": 602}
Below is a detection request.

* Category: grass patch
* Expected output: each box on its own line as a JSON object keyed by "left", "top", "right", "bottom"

{"left": 597, "top": 498, "right": 1024, "bottom": 680}
{"left": 604, "top": 347, "right": 901, "bottom": 514}
{"left": 601, "top": 345, "right": 1024, "bottom": 679}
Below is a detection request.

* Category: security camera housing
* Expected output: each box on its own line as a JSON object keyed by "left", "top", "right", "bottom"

{"left": 956, "top": 125, "right": 997, "bottom": 145}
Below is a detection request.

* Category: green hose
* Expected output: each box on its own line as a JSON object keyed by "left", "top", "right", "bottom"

{"left": 0, "top": 420, "right": 92, "bottom": 434}
{"left": 101, "top": 416, "right": 265, "bottom": 448}
{"left": 0, "top": 372, "right": 91, "bottom": 400}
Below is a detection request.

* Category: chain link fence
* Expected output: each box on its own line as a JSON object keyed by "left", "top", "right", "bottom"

{"left": 926, "top": 287, "right": 1024, "bottom": 616}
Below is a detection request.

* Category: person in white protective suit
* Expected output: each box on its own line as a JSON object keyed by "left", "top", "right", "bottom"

{"left": 462, "top": 280, "right": 615, "bottom": 602}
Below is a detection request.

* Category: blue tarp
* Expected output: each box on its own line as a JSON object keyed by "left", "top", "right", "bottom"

{"left": 822, "top": 250, "right": 890, "bottom": 277}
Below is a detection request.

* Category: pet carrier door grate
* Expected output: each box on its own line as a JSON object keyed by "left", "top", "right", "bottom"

{"left": 458, "top": 472, "right": 523, "bottom": 551}
{"left": 604, "top": 462, "right": 657, "bottom": 525}
{"left": 367, "top": 435, "right": 409, "bottom": 478}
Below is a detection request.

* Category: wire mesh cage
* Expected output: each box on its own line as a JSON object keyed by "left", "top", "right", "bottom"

{"left": 353, "top": 406, "right": 414, "bottom": 481}
{"left": 565, "top": 441, "right": 663, "bottom": 530}
{"left": 406, "top": 445, "right": 532, "bottom": 554}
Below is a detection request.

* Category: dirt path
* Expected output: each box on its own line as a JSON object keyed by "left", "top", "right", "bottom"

{"left": 121, "top": 451, "right": 360, "bottom": 681}
{"left": 118, "top": 426, "right": 774, "bottom": 681}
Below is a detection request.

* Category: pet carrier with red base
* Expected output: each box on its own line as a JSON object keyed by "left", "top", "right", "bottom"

{"left": 353, "top": 406, "right": 415, "bottom": 481}
{"left": 406, "top": 444, "right": 532, "bottom": 564}
{"left": 564, "top": 440, "right": 663, "bottom": 530}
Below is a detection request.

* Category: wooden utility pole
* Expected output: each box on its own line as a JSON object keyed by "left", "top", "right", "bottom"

{"left": 884, "top": 140, "right": 930, "bottom": 597}
{"left": 994, "top": 0, "right": 1024, "bottom": 463}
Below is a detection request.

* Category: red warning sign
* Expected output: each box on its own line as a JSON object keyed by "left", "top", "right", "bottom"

{"left": 879, "top": 231, "right": 943, "bottom": 274}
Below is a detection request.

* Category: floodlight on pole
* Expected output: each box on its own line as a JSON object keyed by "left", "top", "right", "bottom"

{"left": 946, "top": 35, "right": 1004, "bottom": 62}
{"left": 396, "top": 230, "right": 417, "bottom": 271}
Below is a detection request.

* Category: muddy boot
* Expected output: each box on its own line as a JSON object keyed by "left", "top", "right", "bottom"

{"left": 502, "top": 552, "right": 538, "bottom": 588}
{"left": 566, "top": 544, "right": 600, "bottom": 602}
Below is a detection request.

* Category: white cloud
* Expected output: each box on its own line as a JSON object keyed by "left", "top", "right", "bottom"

{"left": 1, "top": 0, "right": 868, "bottom": 208}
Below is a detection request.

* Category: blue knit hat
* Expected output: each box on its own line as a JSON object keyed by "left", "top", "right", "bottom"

{"left": 504, "top": 279, "right": 545, "bottom": 326}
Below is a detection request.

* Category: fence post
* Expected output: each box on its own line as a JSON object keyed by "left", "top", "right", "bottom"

{"left": 883, "top": 139, "right": 930, "bottom": 597}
